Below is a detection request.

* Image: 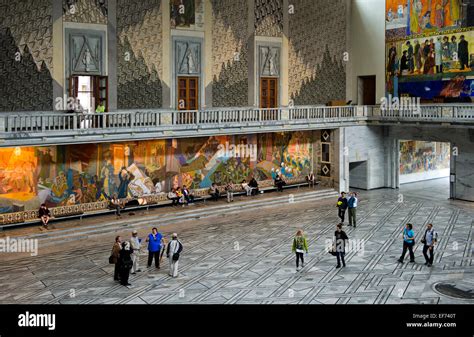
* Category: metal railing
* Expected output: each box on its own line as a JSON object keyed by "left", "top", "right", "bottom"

{"left": 1, "top": 104, "right": 473, "bottom": 135}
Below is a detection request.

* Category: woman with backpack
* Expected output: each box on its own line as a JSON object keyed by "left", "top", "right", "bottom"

{"left": 292, "top": 230, "right": 308, "bottom": 271}
{"left": 166, "top": 233, "right": 183, "bottom": 278}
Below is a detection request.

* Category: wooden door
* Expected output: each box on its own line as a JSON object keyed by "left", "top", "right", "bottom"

{"left": 177, "top": 77, "right": 199, "bottom": 110}
{"left": 260, "top": 77, "right": 278, "bottom": 109}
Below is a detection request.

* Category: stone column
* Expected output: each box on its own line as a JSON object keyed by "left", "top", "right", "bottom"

{"left": 107, "top": 0, "right": 117, "bottom": 111}
{"left": 203, "top": 0, "right": 213, "bottom": 108}
{"left": 247, "top": 0, "right": 256, "bottom": 107}
{"left": 162, "top": 0, "right": 172, "bottom": 109}
{"left": 281, "top": 0, "right": 289, "bottom": 106}
{"left": 52, "top": 0, "right": 64, "bottom": 107}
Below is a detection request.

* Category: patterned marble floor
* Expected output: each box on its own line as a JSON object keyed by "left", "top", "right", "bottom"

{"left": 0, "top": 178, "right": 473, "bottom": 304}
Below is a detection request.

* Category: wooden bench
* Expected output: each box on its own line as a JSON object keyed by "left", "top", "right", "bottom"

{"left": 0, "top": 178, "right": 319, "bottom": 230}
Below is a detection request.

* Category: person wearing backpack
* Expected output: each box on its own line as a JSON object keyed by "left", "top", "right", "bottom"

{"left": 292, "top": 230, "right": 308, "bottom": 271}
{"left": 421, "top": 223, "right": 438, "bottom": 267}
{"left": 398, "top": 223, "right": 415, "bottom": 264}
{"left": 166, "top": 233, "right": 183, "bottom": 278}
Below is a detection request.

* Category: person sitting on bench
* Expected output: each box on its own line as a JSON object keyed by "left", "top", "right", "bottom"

{"left": 209, "top": 183, "right": 220, "bottom": 201}
{"left": 275, "top": 173, "right": 286, "bottom": 192}
{"left": 168, "top": 188, "right": 180, "bottom": 206}
{"left": 306, "top": 172, "right": 317, "bottom": 188}
{"left": 249, "top": 177, "right": 259, "bottom": 195}
{"left": 176, "top": 187, "right": 186, "bottom": 206}
{"left": 241, "top": 180, "right": 252, "bottom": 196}
{"left": 109, "top": 194, "right": 125, "bottom": 218}
{"left": 182, "top": 185, "right": 195, "bottom": 205}
{"left": 38, "top": 203, "right": 51, "bottom": 229}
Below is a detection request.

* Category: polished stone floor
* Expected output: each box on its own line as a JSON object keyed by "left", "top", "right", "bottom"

{"left": 0, "top": 178, "right": 473, "bottom": 304}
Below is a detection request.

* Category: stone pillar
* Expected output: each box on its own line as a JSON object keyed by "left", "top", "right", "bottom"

{"left": 203, "top": 0, "right": 213, "bottom": 108}
{"left": 52, "top": 0, "right": 64, "bottom": 107}
{"left": 247, "top": 0, "right": 256, "bottom": 107}
{"left": 107, "top": 0, "right": 117, "bottom": 111}
{"left": 281, "top": 0, "right": 289, "bottom": 106}
{"left": 162, "top": 0, "right": 172, "bottom": 109}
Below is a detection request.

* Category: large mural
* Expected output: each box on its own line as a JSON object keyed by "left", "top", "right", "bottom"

{"left": 385, "top": 0, "right": 474, "bottom": 100}
{"left": 0, "top": 132, "right": 313, "bottom": 214}
{"left": 399, "top": 140, "right": 450, "bottom": 175}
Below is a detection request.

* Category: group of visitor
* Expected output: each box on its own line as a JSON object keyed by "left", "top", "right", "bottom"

{"left": 336, "top": 192, "right": 358, "bottom": 227}
{"left": 291, "top": 223, "right": 350, "bottom": 271}
{"left": 209, "top": 177, "right": 260, "bottom": 202}
{"left": 167, "top": 185, "right": 195, "bottom": 206}
{"left": 397, "top": 223, "right": 438, "bottom": 267}
{"left": 110, "top": 227, "right": 183, "bottom": 287}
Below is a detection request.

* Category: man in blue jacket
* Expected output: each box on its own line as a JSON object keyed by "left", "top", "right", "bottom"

{"left": 348, "top": 192, "right": 358, "bottom": 228}
{"left": 146, "top": 227, "right": 165, "bottom": 269}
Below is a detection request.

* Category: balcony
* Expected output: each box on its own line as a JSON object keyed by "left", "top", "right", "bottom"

{"left": 0, "top": 104, "right": 473, "bottom": 147}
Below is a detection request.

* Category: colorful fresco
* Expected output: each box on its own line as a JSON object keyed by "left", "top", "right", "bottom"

{"left": 386, "top": 0, "right": 465, "bottom": 34}
{"left": 385, "top": 0, "right": 474, "bottom": 100}
{"left": 0, "top": 132, "right": 313, "bottom": 214}
{"left": 386, "top": 0, "right": 409, "bottom": 31}
{"left": 399, "top": 140, "right": 450, "bottom": 175}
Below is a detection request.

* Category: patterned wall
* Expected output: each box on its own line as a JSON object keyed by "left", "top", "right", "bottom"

{"left": 63, "top": 0, "right": 108, "bottom": 24}
{"left": 117, "top": 0, "right": 163, "bottom": 109}
{"left": 288, "top": 0, "right": 347, "bottom": 105}
{"left": 211, "top": 0, "right": 249, "bottom": 107}
{"left": 255, "top": 0, "right": 283, "bottom": 37}
{"left": 0, "top": 0, "right": 53, "bottom": 111}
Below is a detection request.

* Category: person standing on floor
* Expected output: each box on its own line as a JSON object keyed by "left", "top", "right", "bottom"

{"left": 225, "top": 181, "right": 234, "bottom": 203}
{"left": 334, "top": 224, "right": 348, "bottom": 268}
{"left": 348, "top": 192, "right": 358, "bottom": 228}
{"left": 130, "top": 230, "right": 142, "bottom": 274}
{"left": 336, "top": 192, "right": 348, "bottom": 224}
{"left": 118, "top": 241, "right": 134, "bottom": 286}
{"left": 111, "top": 236, "right": 122, "bottom": 281}
{"left": 421, "top": 223, "right": 438, "bottom": 267}
{"left": 146, "top": 227, "right": 164, "bottom": 269}
{"left": 292, "top": 230, "right": 308, "bottom": 271}
{"left": 166, "top": 233, "right": 183, "bottom": 278}
{"left": 398, "top": 223, "right": 415, "bottom": 264}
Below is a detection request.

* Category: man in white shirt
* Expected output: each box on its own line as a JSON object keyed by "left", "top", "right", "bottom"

{"left": 348, "top": 192, "right": 358, "bottom": 228}
{"left": 166, "top": 233, "right": 183, "bottom": 278}
{"left": 130, "top": 230, "right": 142, "bottom": 274}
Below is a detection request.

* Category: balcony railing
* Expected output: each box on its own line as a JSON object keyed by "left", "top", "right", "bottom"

{"left": 0, "top": 105, "right": 473, "bottom": 137}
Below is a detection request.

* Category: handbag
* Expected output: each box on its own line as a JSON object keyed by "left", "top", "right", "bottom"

{"left": 172, "top": 253, "right": 180, "bottom": 261}
{"left": 108, "top": 255, "right": 114, "bottom": 264}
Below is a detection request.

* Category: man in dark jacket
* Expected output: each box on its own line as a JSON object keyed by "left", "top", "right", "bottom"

{"left": 118, "top": 241, "right": 134, "bottom": 286}
{"left": 249, "top": 177, "right": 259, "bottom": 195}
{"left": 458, "top": 35, "right": 469, "bottom": 70}
{"left": 334, "top": 224, "right": 348, "bottom": 268}
{"left": 336, "top": 192, "right": 348, "bottom": 224}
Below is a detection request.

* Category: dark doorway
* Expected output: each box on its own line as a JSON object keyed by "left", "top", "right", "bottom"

{"left": 358, "top": 76, "right": 376, "bottom": 105}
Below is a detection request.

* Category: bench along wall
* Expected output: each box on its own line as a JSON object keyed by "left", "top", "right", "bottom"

{"left": 0, "top": 130, "right": 338, "bottom": 215}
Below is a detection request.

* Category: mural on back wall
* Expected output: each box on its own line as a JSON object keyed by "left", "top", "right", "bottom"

{"left": 385, "top": 0, "right": 474, "bottom": 100}
{"left": 0, "top": 132, "right": 313, "bottom": 214}
{"left": 399, "top": 140, "right": 450, "bottom": 175}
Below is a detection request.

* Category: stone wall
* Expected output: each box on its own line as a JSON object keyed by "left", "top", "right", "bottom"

{"left": 0, "top": 0, "right": 53, "bottom": 111}
{"left": 288, "top": 0, "right": 346, "bottom": 105}
{"left": 254, "top": 0, "right": 283, "bottom": 37}
{"left": 63, "top": 0, "right": 108, "bottom": 24}
{"left": 116, "top": 0, "right": 163, "bottom": 109}
{"left": 211, "top": 0, "right": 249, "bottom": 107}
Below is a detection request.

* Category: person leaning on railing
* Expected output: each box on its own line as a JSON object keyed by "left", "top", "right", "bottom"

{"left": 95, "top": 100, "right": 106, "bottom": 128}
